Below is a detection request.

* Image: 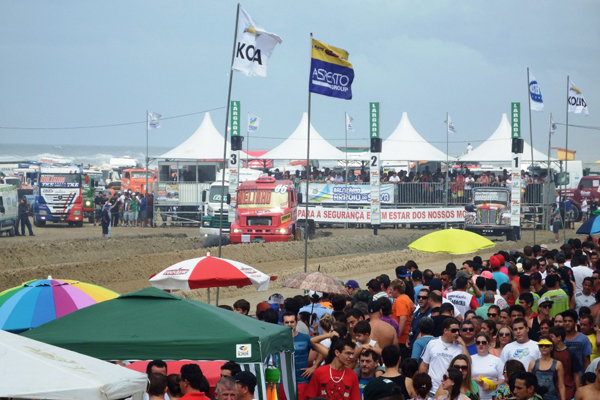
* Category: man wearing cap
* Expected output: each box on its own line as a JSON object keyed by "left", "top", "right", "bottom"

{"left": 367, "top": 300, "right": 398, "bottom": 350}
{"left": 490, "top": 255, "right": 509, "bottom": 288}
{"left": 306, "top": 339, "right": 360, "bottom": 400}
{"left": 345, "top": 280, "right": 360, "bottom": 297}
{"left": 234, "top": 371, "right": 256, "bottom": 400}
{"left": 179, "top": 364, "right": 209, "bottom": 400}
{"left": 389, "top": 279, "right": 414, "bottom": 360}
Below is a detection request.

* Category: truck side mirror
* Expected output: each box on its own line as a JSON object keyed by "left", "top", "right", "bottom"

{"left": 227, "top": 194, "right": 231, "bottom": 205}
{"left": 465, "top": 204, "right": 475, "bottom": 212}
{"left": 297, "top": 193, "right": 303, "bottom": 204}
{"left": 0, "top": 206, "right": 4, "bottom": 214}
{"left": 202, "top": 190, "right": 207, "bottom": 203}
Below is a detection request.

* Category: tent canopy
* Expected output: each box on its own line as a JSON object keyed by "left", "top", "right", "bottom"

{"left": 159, "top": 113, "right": 241, "bottom": 160}
{"left": 381, "top": 112, "right": 450, "bottom": 162}
{"left": 460, "top": 113, "right": 552, "bottom": 162}
{"left": 258, "top": 113, "right": 347, "bottom": 160}
{"left": 22, "top": 287, "right": 293, "bottom": 363}
{"left": 0, "top": 329, "right": 146, "bottom": 400}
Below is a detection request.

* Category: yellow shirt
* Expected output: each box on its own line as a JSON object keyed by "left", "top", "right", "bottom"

{"left": 587, "top": 333, "right": 600, "bottom": 361}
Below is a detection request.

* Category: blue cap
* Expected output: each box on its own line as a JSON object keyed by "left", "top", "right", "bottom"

{"left": 345, "top": 279, "right": 360, "bottom": 289}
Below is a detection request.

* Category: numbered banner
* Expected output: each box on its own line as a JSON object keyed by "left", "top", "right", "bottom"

{"left": 228, "top": 151, "right": 240, "bottom": 222}
{"left": 511, "top": 153, "right": 521, "bottom": 227}
{"left": 370, "top": 152, "right": 381, "bottom": 225}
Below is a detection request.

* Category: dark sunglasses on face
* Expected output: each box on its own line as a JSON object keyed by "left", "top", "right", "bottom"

{"left": 476, "top": 340, "right": 488, "bottom": 345}
{"left": 498, "top": 332, "right": 511, "bottom": 337}
{"left": 418, "top": 296, "right": 429, "bottom": 300}
{"left": 539, "top": 344, "right": 552, "bottom": 348}
{"left": 487, "top": 313, "right": 497, "bottom": 317}
{"left": 442, "top": 374, "right": 449, "bottom": 381}
{"left": 450, "top": 328, "right": 460, "bottom": 333}
{"left": 455, "top": 365, "right": 469, "bottom": 371}
{"left": 462, "top": 328, "right": 475, "bottom": 332}
{"left": 539, "top": 304, "right": 551, "bottom": 308}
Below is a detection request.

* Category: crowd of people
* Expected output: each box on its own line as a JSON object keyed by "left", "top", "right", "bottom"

{"left": 197, "top": 238, "right": 600, "bottom": 400}
{"left": 94, "top": 190, "right": 154, "bottom": 237}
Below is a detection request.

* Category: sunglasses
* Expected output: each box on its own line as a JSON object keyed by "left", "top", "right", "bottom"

{"left": 487, "top": 313, "right": 497, "bottom": 317}
{"left": 418, "top": 296, "right": 429, "bottom": 300}
{"left": 539, "top": 304, "right": 551, "bottom": 308}
{"left": 450, "top": 328, "right": 460, "bottom": 333}
{"left": 498, "top": 332, "right": 512, "bottom": 337}
{"left": 539, "top": 344, "right": 552, "bottom": 348}
{"left": 442, "top": 375, "right": 449, "bottom": 381}
{"left": 476, "top": 340, "right": 488, "bottom": 345}
{"left": 454, "top": 365, "right": 469, "bottom": 371}
{"left": 462, "top": 328, "right": 475, "bottom": 332}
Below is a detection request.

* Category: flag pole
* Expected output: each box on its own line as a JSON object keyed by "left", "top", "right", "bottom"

{"left": 304, "top": 33, "right": 313, "bottom": 274}
{"left": 246, "top": 113, "right": 250, "bottom": 168}
{"left": 445, "top": 112, "right": 449, "bottom": 229}
{"left": 146, "top": 111, "right": 149, "bottom": 197}
{"left": 547, "top": 112, "right": 552, "bottom": 231}
{"left": 527, "top": 68, "right": 536, "bottom": 244}
{"left": 563, "top": 75, "right": 570, "bottom": 242}
{"left": 344, "top": 112, "right": 349, "bottom": 229}
{"left": 218, "top": 2, "right": 240, "bottom": 264}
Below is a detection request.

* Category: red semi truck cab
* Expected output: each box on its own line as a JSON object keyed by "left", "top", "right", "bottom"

{"left": 230, "top": 176, "right": 298, "bottom": 244}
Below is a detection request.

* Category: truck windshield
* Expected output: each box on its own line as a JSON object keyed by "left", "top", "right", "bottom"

{"left": 473, "top": 191, "right": 508, "bottom": 204}
{"left": 237, "top": 189, "right": 288, "bottom": 209}
{"left": 131, "top": 172, "right": 153, "bottom": 179}
{"left": 209, "top": 186, "right": 229, "bottom": 202}
{"left": 39, "top": 173, "right": 82, "bottom": 188}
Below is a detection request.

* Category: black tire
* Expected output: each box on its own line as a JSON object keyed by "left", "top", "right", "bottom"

{"left": 506, "top": 231, "right": 514, "bottom": 241}
{"left": 88, "top": 216, "right": 94, "bottom": 224}
{"left": 75, "top": 221, "right": 83, "bottom": 228}
{"left": 572, "top": 204, "right": 582, "bottom": 222}
{"left": 34, "top": 218, "right": 46, "bottom": 227}
{"left": 8, "top": 226, "right": 15, "bottom": 237}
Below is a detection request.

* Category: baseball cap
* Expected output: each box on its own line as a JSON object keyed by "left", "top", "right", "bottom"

{"left": 480, "top": 271, "right": 493, "bottom": 279}
{"left": 540, "top": 244, "right": 549, "bottom": 251}
{"left": 308, "top": 290, "right": 322, "bottom": 299}
{"left": 509, "top": 248, "right": 519, "bottom": 256}
{"left": 539, "top": 299, "right": 554, "bottom": 307}
{"left": 489, "top": 255, "right": 501, "bottom": 269}
{"left": 234, "top": 371, "right": 257, "bottom": 393}
{"left": 363, "top": 378, "right": 400, "bottom": 400}
{"left": 411, "top": 270, "right": 423, "bottom": 281}
{"left": 256, "top": 302, "right": 271, "bottom": 314}
{"left": 368, "top": 300, "right": 382, "bottom": 314}
{"left": 456, "top": 270, "right": 471, "bottom": 279}
{"left": 395, "top": 266, "right": 410, "bottom": 278}
{"left": 268, "top": 293, "right": 284, "bottom": 305}
{"left": 345, "top": 280, "right": 360, "bottom": 289}
{"left": 428, "top": 278, "right": 443, "bottom": 291}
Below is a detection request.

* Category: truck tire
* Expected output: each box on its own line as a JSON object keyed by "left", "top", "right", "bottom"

{"left": 34, "top": 218, "right": 46, "bottom": 227}
{"left": 8, "top": 226, "right": 15, "bottom": 237}
{"left": 88, "top": 216, "right": 94, "bottom": 224}
{"left": 506, "top": 231, "right": 514, "bottom": 241}
{"left": 75, "top": 221, "right": 83, "bottom": 228}
{"left": 572, "top": 205, "right": 582, "bottom": 222}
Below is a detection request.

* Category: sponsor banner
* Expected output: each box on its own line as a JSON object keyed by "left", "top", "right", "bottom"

{"left": 568, "top": 79, "right": 589, "bottom": 115}
{"left": 156, "top": 183, "right": 180, "bottom": 202}
{"left": 309, "top": 39, "right": 354, "bottom": 100}
{"left": 370, "top": 102, "right": 379, "bottom": 138}
{"left": 298, "top": 182, "right": 395, "bottom": 204}
{"left": 528, "top": 71, "right": 544, "bottom": 112}
{"left": 370, "top": 152, "right": 381, "bottom": 225}
{"left": 229, "top": 150, "right": 241, "bottom": 222}
{"left": 298, "top": 206, "right": 466, "bottom": 224}
{"left": 511, "top": 102, "right": 520, "bottom": 139}
{"left": 230, "top": 101, "right": 241, "bottom": 136}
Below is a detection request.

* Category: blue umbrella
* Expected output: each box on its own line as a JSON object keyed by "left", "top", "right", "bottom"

{"left": 576, "top": 215, "right": 600, "bottom": 235}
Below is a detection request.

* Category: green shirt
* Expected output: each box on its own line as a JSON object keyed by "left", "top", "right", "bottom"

{"left": 475, "top": 303, "right": 492, "bottom": 319}
{"left": 516, "top": 292, "right": 540, "bottom": 313}
{"left": 130, "top": 199, "right": 139, "bottom": 212}
{"left": 539, "top": 289, "right": 569, "bottom": 317}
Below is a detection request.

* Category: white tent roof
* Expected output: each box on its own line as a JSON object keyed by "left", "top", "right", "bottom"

{"left": 381, "top": 112, "right": 450, "bottom": 162}
{"left": 160, "top": 112, "right": 238, "bottom": 160}
{"left": 0, "top": 329, "right": 146, "bottom": 400}
{"left": 258, "top": 113, "right": 347, "bottom": 160}
{"left": 460, "top": 113, "right": 551, "bottom": 162}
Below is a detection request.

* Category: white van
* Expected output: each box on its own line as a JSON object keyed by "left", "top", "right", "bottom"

{"left": 0, "top": 184, "right": 19, "bottom": 236}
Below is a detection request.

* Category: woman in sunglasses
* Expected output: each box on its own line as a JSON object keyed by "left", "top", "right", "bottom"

{"left": 479, "top": 320, "right": 497, "bottom": 348}
{"left": 471, "top": 333, "right": 504, "bottom": 400}
{"left": 527, "top": 337, "right": 566, "bottom": 400}
{"left": 436, "top": 355, "right": 479, "bottom": 400}
{"left": 492, "top": 325, "right": 514, "bottom": 357}
{"left": 437, "top": 368, "right": 469, "bottom": 400}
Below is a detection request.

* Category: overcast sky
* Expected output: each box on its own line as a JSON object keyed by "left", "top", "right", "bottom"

{"left": 1, "top": 1, "right": 598, "bottom": 161}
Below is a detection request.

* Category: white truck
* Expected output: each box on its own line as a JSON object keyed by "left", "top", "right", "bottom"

{"left": 0, "top": 184, "right": 19, "bottom": 237}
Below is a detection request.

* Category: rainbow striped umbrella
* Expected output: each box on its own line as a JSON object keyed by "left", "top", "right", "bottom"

{"left": 0, "top": 276, "right": 118, "bottom": 333}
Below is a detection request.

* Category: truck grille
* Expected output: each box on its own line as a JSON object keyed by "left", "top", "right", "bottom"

{"left": 479, "top": 209, "right": 499, "bottom": 224}
{"left": 211, "top": 212, "right": 229, "bottom": 228}
{"left": 247, "top": 216, "right": 272, "bottom": 226}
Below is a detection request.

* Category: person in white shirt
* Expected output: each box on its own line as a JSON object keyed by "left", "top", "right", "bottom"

{"left": 418, "top": 318, "right": 470, "bottom": 395}
{"left": 575, "top": 277, "right": 596, "bottom": 313}
{"left": 500, "top": 318, "right": 541, "bottom": 369}
{"left": 388, "top": 172, "right": 400, "bottom": 183}
{"left": 471, "top": 332, "right": 504, "bottom": 400}
{"left": 572, "top": 255, "right": 593, "bottom": 293}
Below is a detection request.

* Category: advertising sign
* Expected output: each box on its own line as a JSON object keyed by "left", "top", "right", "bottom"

{"left": 298, "top": 206, "right": 466, "bottom": 224}
{"left": 298, "top": 183, "right": 395, "bottom": 204}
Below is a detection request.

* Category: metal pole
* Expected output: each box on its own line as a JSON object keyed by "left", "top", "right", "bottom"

{"left": 444, "top": 112, "right": 449, "bottom": 229}
{"left": 304, "top": 33, "right": 313, "bottom": 274}
{"left": 145, "top": 111, "right": 149, "bottom": 196}
{"left": 218, "top": 3, "right": 240, "bottom": 259}
{"left": 547, "top": 112, "right": 552, "bottom": 232}
{"left": 344, "top": 112, "right": 348, "bottom": 229}
{"left": 563, "top": 76, "right": 570, "bottom": 242}
{"left": 246, "top": 113, "right": 250, "bottom": 168}
{"left": 527, "top": 67, "right": 536, "bottom": 244}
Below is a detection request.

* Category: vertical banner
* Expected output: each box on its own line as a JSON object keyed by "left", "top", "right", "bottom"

{"left": 511, "top": 102, "right": 521, "bottom": 139}
{"left": 370, "top": 102, "right": 381, "bottom": 225}
{"left": 229, "top": 101, "right": 241, "bottom": 223}
{"left": 511, "top": 102, "right": 521, "bottom": 227}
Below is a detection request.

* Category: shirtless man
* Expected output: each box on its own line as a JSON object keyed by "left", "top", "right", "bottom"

{"left": 367, "top": 301, "right": 398, "bottom": 349}
{"left": 575, "top": 364, "right": 600, "bottom": 400}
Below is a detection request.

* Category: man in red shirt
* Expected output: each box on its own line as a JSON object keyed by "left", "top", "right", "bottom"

{"left": 179, "top": 364, "right": 210, "bottom": 400}
{"left": 306, "top": 339, "right": 361, "bottom": 400}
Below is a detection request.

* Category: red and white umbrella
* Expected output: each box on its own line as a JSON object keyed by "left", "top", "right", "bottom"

{"left": 149, "top": 253, "right": 276, "bottom": 292}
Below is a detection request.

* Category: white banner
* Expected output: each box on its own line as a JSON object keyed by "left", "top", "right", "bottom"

{"left": 232, "top": 7, "right": 282, "bottom": 78}
{"left": 298, "top": 182, "right": 395, "bottom": 204}
{"left": 298, "top": 206, "right": 466, "bottom": 224}
{"left": 528, "top": 71, "right": 544, "bottom": 112}
{"left": 568, "top": 79, "right": 589, "bottom": 115}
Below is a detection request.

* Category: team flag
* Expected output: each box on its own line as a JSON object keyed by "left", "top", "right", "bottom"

{"left": 528, "top": 71, "right": 544, "bottom": 112}
{"left": 148, "top": 112, "right": 161, "bottom": 129}
{"left": 345, "top": 113, "right": 354, "bottom": 131}
{"left": 445, "top": 116, "right": 457, "bottom": 133}
{"left": 248, "top": 113, "right": 261, "bottom": 132}
{"left": 309, "top": 39, "right": 354, "bottom": 100}
{"left": 568, "top": 79, "right": 589, "bottom": 115}
{"left": 550, "top": 117, "right": 558, "bottom": 134}
{"left": 232, "top": 7, "right": 282, "bottom": 78}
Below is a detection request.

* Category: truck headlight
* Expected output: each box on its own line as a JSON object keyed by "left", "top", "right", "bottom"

{"left": 233, "top": 229, "right": 243, "bottom": 233}
{"left": 85, "top": 201, "right": 91, "bottom": 206}
{"left": 203, "top": 221, "right": 210, "bottom": 227}
{"left": 278, "top": 228, "right": 288, "bottom": 234}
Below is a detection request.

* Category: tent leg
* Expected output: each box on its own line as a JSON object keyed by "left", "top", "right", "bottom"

{"left": 207, "top": 288, "right": 210, "bottom": 304}
{"left": 216, "top": 287, "right": 220, "bottom": 306}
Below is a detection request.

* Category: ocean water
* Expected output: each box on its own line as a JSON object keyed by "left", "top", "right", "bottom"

{"left": 0, "top": 143, "right": 171, "bottom": 166}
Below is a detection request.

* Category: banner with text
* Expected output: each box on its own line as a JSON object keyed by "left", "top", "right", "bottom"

{"left": 298, "top": 206, "right": 466, "bottom": 223}
{"left": 298, "top": 182, "right": 395, "bottom": 204}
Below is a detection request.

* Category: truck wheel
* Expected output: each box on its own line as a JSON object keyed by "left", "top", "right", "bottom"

{"left": 8, "top": 226, "right": 15, "bottom": 237}
{"left": 75, "top": 221, "right": 83, "bottom": 228}
{"left": 506, "top": 231, "right": 514, "bottom": 241}
{"left": 572, "top": 205, "right": 582, "bottom": 222}
{"left": 88, "top": 216, "right": 94, "bottom": 224}
{"left": 34, "top": 218, "right": 46, "bottom": 227}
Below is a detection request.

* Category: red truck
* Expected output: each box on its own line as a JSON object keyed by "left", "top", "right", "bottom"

{"left": 230, "top": 176, "right": 301, "bottom": 244}
{"left": 559, "top": 176, "right": 600, "bottom": 222}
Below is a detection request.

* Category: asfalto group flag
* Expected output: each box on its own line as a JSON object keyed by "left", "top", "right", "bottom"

{"left": 528, "top": 71, "right": 544, "bottom": 112}
{"left": 148, "top": 112, "right": 161, "bottom": 129}
{"left": 231, "top": 7, "right": 282, "bottom": 78}
{"left": 309, "top": 39, "right": 354, "bottom": 100}
{"left": 248, "top": 113, "right": 261, "bottom": 132}
{"left": 568, "top": 79, "right": 589, "bottom": 115}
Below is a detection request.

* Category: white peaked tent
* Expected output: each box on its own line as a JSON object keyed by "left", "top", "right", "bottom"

{"left": 381, "top": 112, "right": 450, "bottom": 162}
{"left": 258, "top": 113, "right": 347, "bottom": 160}
{"left": 160, "top": 112, "right": 240, "bottom": 160}
{"left": 0, "top": 329, "right": 146, "bottom": 400}
{"left": 460, "top": 113, "right": 551, "bottom": 162}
